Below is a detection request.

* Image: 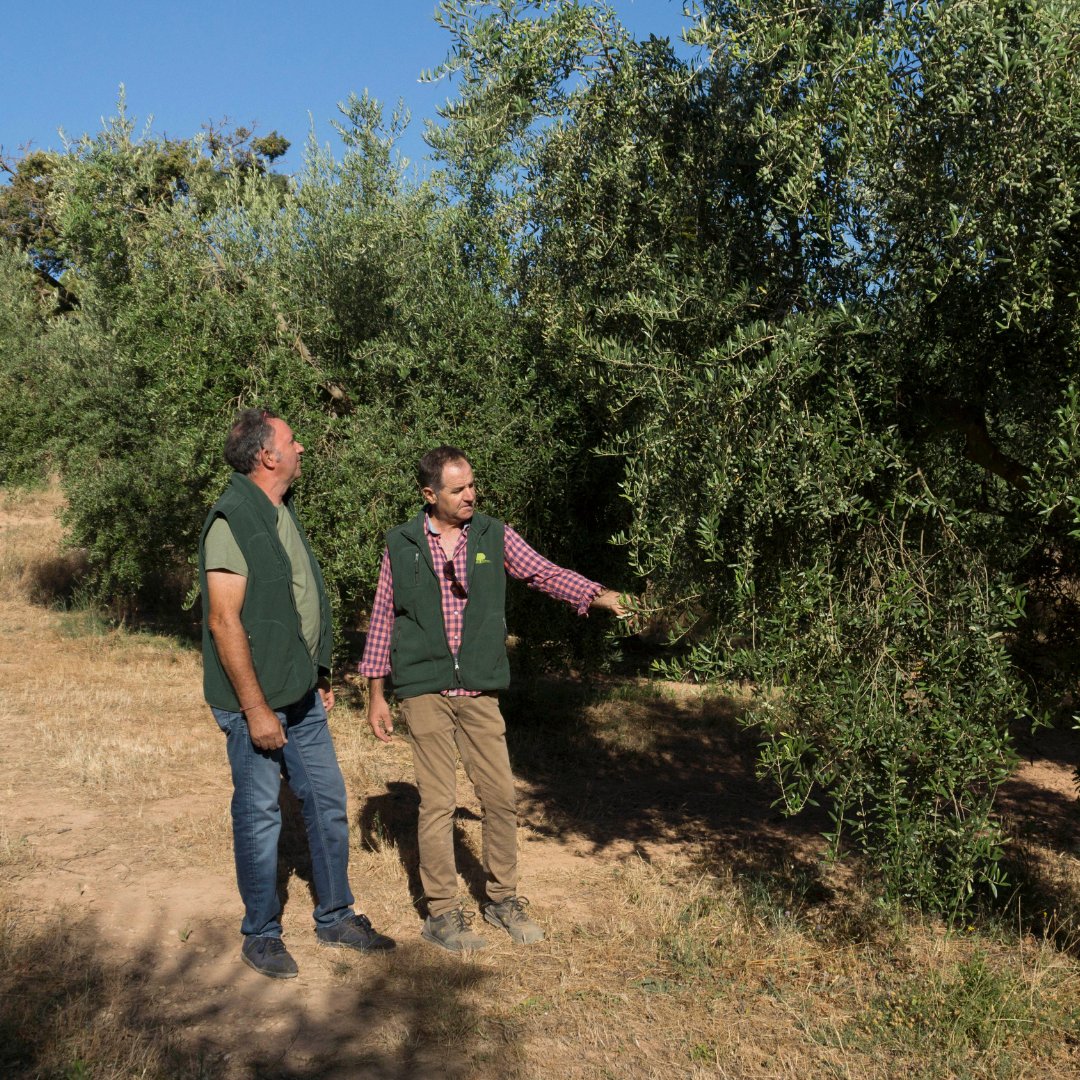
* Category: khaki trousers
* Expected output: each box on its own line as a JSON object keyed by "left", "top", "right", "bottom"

{"left": 401, "top": 692, "right": 518, "bottom": 918}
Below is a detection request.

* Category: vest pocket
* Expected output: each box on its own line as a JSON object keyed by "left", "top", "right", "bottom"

{"left": 247, "top": 618, "right": 299, "bottom": 700}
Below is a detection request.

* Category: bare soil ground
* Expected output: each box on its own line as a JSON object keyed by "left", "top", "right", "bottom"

{"left": 3, "top": 486, "right": 1080, "bottom": 1079}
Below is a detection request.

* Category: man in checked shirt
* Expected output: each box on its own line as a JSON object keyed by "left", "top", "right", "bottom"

{"left": 360, "top": 445, "right": 626, "bottom": 952}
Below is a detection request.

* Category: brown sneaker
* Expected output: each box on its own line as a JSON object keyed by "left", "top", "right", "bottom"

{"left": 421, "top": 907, "right": 489, "bottom": 953}
{"left": 483, "top": 896, "right": 545, "bottom": 944}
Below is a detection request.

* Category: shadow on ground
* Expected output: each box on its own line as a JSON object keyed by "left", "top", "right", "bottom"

{"left": 499, "top": 676, "right": 831, "bottom": 875}
{"left": 22, "top": 547, "right": 202, "bottom": 643}
{"left": 994, "top": 724, "right": 1080, "bottom": 946}
{"left": 496, "top": 676, "right": 1080, "bottom": 941}
{"left": 350, "top": 672, "right": 1080, "bottom": 942}
{"left": 359, "top": 783, "right": 493, "bottom": 918}
{"left": 0, "top": 900, "right": 512, "bottom": 1080}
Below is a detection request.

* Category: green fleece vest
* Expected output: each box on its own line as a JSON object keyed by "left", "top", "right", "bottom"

{"left": 387, "top": 510, "right": 508, "bottom": 699}
{"left": 199, "top": 472, "right": 333, "bottom": 710}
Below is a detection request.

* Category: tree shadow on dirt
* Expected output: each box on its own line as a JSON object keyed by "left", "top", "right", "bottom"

{"left": 0, "top": 901, "right": 514, "bottom": 1079}
{"left": 994, "top": 759, "right": 1080, "bottom": 950}
{"left": 498, "top": 675, "right": 1080, "bottom": 943}
{"left": 348, "top": 669, "right": 1080, "bottom": 950}
{"left": 1011, "top": 720, "right": 1080, "bottom": 773}
{"left": 22, "top": 549, "right": 203, "bottom": 644}
{"left": 499, "top": 676, "right": 831, "bottom": 878}
{"left": 347, "top": 671, "right": 837, "bottom": 919}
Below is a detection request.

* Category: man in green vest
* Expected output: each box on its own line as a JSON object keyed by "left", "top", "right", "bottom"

{"left": 200, "top": 408, "right": 395, "bottom": 978}
{"left": 360, "top": 445, "right": 626, "bottom": 952}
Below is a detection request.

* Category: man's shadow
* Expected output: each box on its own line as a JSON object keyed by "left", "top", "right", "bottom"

{"left": 360, "top": 781, "right": 487, "bottom": 918}
{"left": 276, "top": 786, "right": 317, "bottom": 915}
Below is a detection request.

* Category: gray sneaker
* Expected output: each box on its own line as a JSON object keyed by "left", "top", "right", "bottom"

{"left": 241, "top": 935, "right": 299, "bottom": 979}
{"left": 483, "top": 896, "right": 545, "bottom": 944}
{"left": 422, "top": 907, "right": 489, "bottom": 953}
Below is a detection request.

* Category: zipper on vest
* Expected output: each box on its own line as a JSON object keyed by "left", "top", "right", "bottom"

{"left": 414, "top": 550, "right": 419, "bottom": 585}
{"left": 453, "top": 654, "right": 462, "bottom": 687}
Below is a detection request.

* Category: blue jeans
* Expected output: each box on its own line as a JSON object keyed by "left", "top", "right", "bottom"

{"left": 212, "top": 689, "right": 355, "bottom": 938}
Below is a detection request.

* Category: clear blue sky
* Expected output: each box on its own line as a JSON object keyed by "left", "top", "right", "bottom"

{"left": 2, "top": 1, "right": 693, "bottom": 177}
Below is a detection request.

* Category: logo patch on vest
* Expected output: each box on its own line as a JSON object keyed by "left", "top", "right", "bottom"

{"left": 475, "top": 552, "right": 489, "bottom": 564}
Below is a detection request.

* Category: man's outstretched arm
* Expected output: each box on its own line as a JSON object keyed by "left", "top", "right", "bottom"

{"left": 503, "top": 526, "right": 628, "bottom": 618}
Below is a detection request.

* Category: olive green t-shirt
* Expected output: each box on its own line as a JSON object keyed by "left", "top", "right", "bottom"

{"left": 204, "top": 509, "right": 321, "bottom": 662}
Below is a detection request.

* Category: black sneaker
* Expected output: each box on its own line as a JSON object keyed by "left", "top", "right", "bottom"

{"left": 316, "top": 913, "right": 396, "bottom": 953}
{"left": 241, "top": 935, "right": 299, "bottom": 979}
{"left": 421, "top": 907, "right": 489, "bottom": 953}
{"left": 483, "top": 896, "right": 545, "bottom": 944}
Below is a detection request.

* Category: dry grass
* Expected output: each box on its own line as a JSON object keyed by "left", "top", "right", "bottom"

{"left": 2, "top": 485, "right": 1080, "bottom": 1079}
{"left": 0, "top": 827, "right": 43, "bottom": 879}
{"left": 0, "top": 626, "right": 208, "bottom": 804}
{"left": 0, "top": 897, "right": 222, "bottom": 1079}
{"left": 0, "top": 485, "right": 208, "bottom": 805}
{"left": 0, "top": 482, "right": 75, "bottom": 599}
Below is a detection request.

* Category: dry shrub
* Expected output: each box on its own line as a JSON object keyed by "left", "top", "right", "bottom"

{"left": 22, "top": 546, "right": 90, "bottom": 607}
{"left": 0, "top": 482, "right": 71, "bottom": 603}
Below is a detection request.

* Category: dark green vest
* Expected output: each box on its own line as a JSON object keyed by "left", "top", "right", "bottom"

{"left": 387, "top": 510, "right": 508, "bottom": 699}
{"left": 198, "top": 472, "right": 333, "bottom": 710}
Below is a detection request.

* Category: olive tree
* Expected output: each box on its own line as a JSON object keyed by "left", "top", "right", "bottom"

{"left": 427, "top": 0, "right": 1080, "bottom": 908}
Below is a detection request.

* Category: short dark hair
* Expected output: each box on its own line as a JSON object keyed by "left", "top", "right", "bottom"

{"left": 418, "top": 445, "right": 471, "bottom": 492}
{"left": 225, "top": 408, "right": 278, "bottom": 474}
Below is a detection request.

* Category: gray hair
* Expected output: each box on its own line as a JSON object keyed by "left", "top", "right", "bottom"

{"left": 224, "top": 408, "right": 278, "bottom": 474}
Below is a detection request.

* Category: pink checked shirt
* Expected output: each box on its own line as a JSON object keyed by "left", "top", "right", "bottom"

{"left": 359, "top": 515, "right": 602, "bottom": 695}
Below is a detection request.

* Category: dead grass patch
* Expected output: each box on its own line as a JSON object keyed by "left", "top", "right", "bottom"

{"left": 0, "top": 828, "right": 43, "bottom": 880}
{"left": 0, "top": 481, "right": 72, "bottom": 601}
{"left": 1, "top": 639, "right": 207, "bottom": 802}
{"left": 162, "top": 805, "right": 235, "bottom": 865}
{"left": 0, "top": 895, "right": 221, "bottom": 1079}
